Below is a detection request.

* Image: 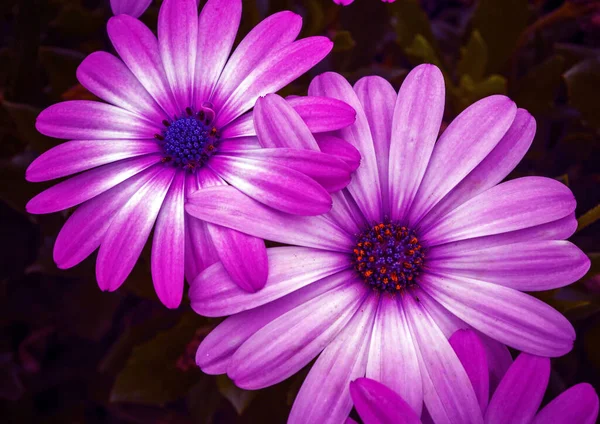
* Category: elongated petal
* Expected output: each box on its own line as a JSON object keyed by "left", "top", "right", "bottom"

{"left": 388, "top": 64, "right": 445, "bottom": 222}
{"left": 449, "top": 329, "right": 490, "bottom": 412}
{"left": 484, "top": 354, "right": 549, "bottom": 424}
{"left": 206, "top": 223, "right": 267, "bottom": 293}
{"left": 315, "top": 134, "right": 361, "bottom": 171}
{"left": 476, "top": 331, "right": 513, "bottom": 392}
{"left": 532, "top": 383, "right": 599, "bottom": 424}
{"left": 151, "top": 171, "right": 185, "bottom": 308}
{"left": 27, "top": 155, "right": 160, "bottom": 214}
{"left": 254, "top": 94, "right": 319, "bottom": 150}
{"left": 408, "top": 96, "right": 517, "bottom": 226}
{"left": 184, "top": 215, "right": 218, "bottom": 282}
{"left": 209, "top": 155, "right": 331, "bottom": 215}
{"left": 190, "top": 247, "right": 350, "bottom": 316}
{"left": 422, "top": 177, "right": 576, "bottom": 246}
{"left": 288, "top": 294, "right": 378, "bottom": 424}
{"left": 107, "top": 15, "right": 178, "bottom": 116}
{"left": 194, "top": 0, "right": 240, "bottom": 105}
{"left": 211, "top": 11, "right": 302, "bottom": 108}
{"left": 404, "top": 293, "right": 484, "bottom": 424}
{"left": 354, "top": 76, "right": 397, "bottom": 214}
{"left": 26, "top": 140, "right": 161, "bottom": 182}
{"left": 220, "top": 96, "right": 356, "bottom": 139}
{"left": 186, "top": 185, "right": 352, "bottom": 250}
{"left": 215, "top": 37, "right": 333, "bottom": 127}
{"left": 326, "top": 191, "right": 366, "bottom": 236}
{"left": 158, "top": 0, "right": 197, "bottom": 109}
{"left": 229, "top": 280, "right": 367, "bottom": 389}
{"left": 427, "top": 240, "right": 590, "bottom": 291}
{"left": 53, "top": 165, "right": 162, "bottom": 268}
{"left": 420, "top": 272, "right": 575, "bottom": 357}
{"left": 110, "top": 0, "right": 152, "bottom": 18}
{"left": 76, "top": 51, "right": 166, "bottom": 123}
{"left": 420, "top": 109, "right": 535, "bottom": 231}
{"left": 366, "top": 296, "right": 423, "bottom": 416}
{"left": 36, "top": 101, "right": 161, "bottom": 140}
{"left": 197, "top": 270, "right": 353, "bottom": 374}
{"left": 96, "top": 166, "right": 175, "bottom": 291}
{"left": 309, "top": 72, "right": 382, "bottom": 222}
{"left": 229, "top": 148, "right": 352, "bottom": 192}
{"left": 350, "top": 378, "right": 422, "bottom": 424}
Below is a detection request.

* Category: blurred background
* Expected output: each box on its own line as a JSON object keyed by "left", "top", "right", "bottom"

{"left": 0, "top": 0, "right": 599, "bottom": 422}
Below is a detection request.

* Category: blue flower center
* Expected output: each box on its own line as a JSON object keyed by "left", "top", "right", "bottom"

{"left": 155, "top": 107, "right": 220, "bottom": 171}
{"left": 352, "top": 223, "right": 425, "bottom": 293}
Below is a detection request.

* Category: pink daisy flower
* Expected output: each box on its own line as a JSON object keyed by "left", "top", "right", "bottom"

{"left": 349, "top": 329, "right": 599, "bottom": 424}
{"left": 186, "top": 64, "right": 590, "bottom": 423}
{"left": 25, "top": 0, "right": 358, "bottom": 308}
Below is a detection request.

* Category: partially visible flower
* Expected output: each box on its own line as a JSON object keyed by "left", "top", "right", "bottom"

{"left": 333, "top": 0, "right": 395, "bottom": 5}
{"left": 187, "top": 65, "right": 589, "bottom": 423}
{"left": 110, "top": 0, "right": 153, "bottom": 18}
{"left": 349, "top": 330, "right": 599, "bottom": 424}
{"left": 26, "top": 0, "right": 356, "bottom": 308}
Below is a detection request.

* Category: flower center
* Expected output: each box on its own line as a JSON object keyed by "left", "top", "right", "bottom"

{"left": 155, "top": 106, "right": 221, "bottom": 172}
{"left": 352, "top": 223, "right": 425, "bottom": 293}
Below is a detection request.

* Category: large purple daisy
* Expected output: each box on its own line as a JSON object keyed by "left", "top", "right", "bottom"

{"left": 25, "top": 0, "right": 358, "bottom": 308}
{"left": 186, "top": 64, "right": 590, "bottom": 423}
{"left": 349, "top": 330, "right": 599, "bottom": 424}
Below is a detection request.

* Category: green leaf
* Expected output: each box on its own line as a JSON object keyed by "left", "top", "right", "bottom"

{"left": 404, "top": 34, "right": 444, "bottom": 70}
{"left": 472, "top": 0, "right": 529, "bottom": 73}
{"left": 216, "top": 375, "right": 257, "bottom": 415}
{"left": 332, "top": 30, "right": 356, "bottom": 53}
{"left": 457, "top": 30, "right": 487, "bottom": 82}
{"left": 512, "top": 55, "right": 566, "bottom": 114}
{"left": 389, "top": 0, "right": 439, "bottom": 53}
{"left": 453, "top": 74, "right": 507, "bottom": 113}
{"left": 577, "top": 204, "right": 600, "bottom": 233}
{"left": 110, "top": 312, "right": 208, "bottom": 406}
{"left": 565, "top": 58, "right": 600, "bottom": 129}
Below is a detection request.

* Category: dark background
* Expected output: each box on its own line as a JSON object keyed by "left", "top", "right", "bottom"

{"left": 1, "top": 0, "right": 599, "bottom": 422}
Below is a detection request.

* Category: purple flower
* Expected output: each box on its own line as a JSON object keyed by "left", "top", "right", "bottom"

{"left": 110, "top": 0, "right": 153, "bottom": 18}
{"left": 25, "top": 0, "right": 358, "bottom": 308}
{"left": 186, "top": 64, "right": 590, "bottom": 423}
{"left": 349, "top": 330, "right": 599, "bottom": 423}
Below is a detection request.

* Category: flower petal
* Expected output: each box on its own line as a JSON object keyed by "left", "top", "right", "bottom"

{"left": 229, "top": 279, "right": 368, "bottom": 389}
{"left": 404, "top": 293, "right": 484, "bottom": 424}
{"left": 309, "top": 72, "right": 382, "bottom": 222}
{"left": 107, "top": 15, "right": 178, "bottom": 116}
{"left": 476, "top": 331, "right": 513, "bottom": 392}
{"left": 427, "top": 240, "right": 590, "bottom": 291}
{"left": 190, "top": 247, "right": 350, "bottom": 316}
{"left": 354, "top": 76, "right": 397, "bottom": 214}
{"left": 26, "top": 155, "right": 161, "bottom": 214}
{"left": 449, "top": 329, "right": 490, "bottom": 412}
{"left": 420, "top": 272, "right": 575, "bottom": 357}
{"left": 532, "top": 383, "right": 599, "bottom": 424}
{"left": 206, "top": 223, "right": 268, "bottom": 293}
{"left": 26, "top": 139, "right": 161, "bottom": 182}
{"left": 184, "top": 215, "right": 218, "bottom": 283}
{"left": 211, "top": 11, "right": 302, "bottom": 109}
{"left": 36, "top": 100, "right": 161, "bottom": 140}
{"left": 350, "top": 378, "right": 422, "bottom": 424}
{"left": 254, "top": 93, "right": 319, "bottom": 150}
{"left": 408, "top": 95, "right": 517, "bottom": 226}
{"left": 366, "top": 296, "right": 423, "bottom": 416}
{"left": 151, "top": 170, "right": 186, "bottom": 308}
{"left": 197, "top": 270, "right": 353, "bottom": 374}
{"left": 53, "top": 165, "right": 162, "bottom": 269}
{"left": 110, "top": 0, "right": 152, "bottom": 18}
{"left": 484, "top": 353, "right": 549, "bottom": 424}
{"left": 215, "top": 36, "right": 333, "bottom": 127}
{"left": 76, "top": 51, "right": 166, "bottom": 122}
{"left": 186, "top": 185, "right": 353, "bottom": 251}
{"left": 228, "top": 148, "right": 352, "bottom": 192}
{"left": 96, "top": 166, "right": 175, "bottom": 291}
{"left": 419, "top": 109, "right": 535, "bottom": 231}
{"left": 315, "top": 134, "right": 361, "bottom": 171}
{"left": 158, "top": 0, "right": 197, "bottom": 109}
{"left": 288, "top": 294, "right": 378, "bottom": 424}
{"left": 208, "top": 155, "right": 332, "bottom": 215}
{"left": 194, "top": 0, "right": 241, "bottom": 106}
{"left": 388, "top": 64, "right": 445, "bottom": 222}
{"left": 421, "top": 177, "right": 576, "bottom": 246}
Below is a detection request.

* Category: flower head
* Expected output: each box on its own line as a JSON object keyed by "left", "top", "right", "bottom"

{"left": 26, "top": 0, "right": 358, "bottom": 308}
{"left": 187, "top": 64, "right": 590, "bottom": 423}
{"left": 349, "top": 329, "right": 599, "bottom": 423}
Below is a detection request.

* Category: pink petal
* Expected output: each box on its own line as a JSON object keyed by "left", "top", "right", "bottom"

{"left": 184, "top": 215, "right": 218, "bottom": 283}
{"left": 532, "top": 383, "right": 599, "bottom": 424}
{"left": 350, "top": 378, "right": 422, "bottom": 424}
{"left": 315, "top": 134, "right": 361, "bottom": 171}
{"left": 110, "top": 0, "right": 152, "bottom": 18}
{"left": 476, "top": 331, "right": 513, "bottom": 392}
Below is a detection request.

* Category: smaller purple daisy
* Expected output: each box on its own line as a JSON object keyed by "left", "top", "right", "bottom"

{"left": 349, "top": 329, "right": 599, "bottom": 424}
